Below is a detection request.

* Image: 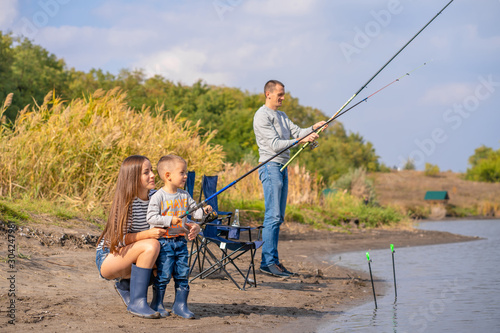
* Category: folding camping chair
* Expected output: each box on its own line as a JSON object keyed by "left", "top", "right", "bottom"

{"left": 185, "top": 170, "right": 196, "bottom": 198}
{"left": 187, "top": 175, "right": 264, "bottom": 290}
{"left": 198, "top": 175, "right": 233, "bottom": 225}
{"left": 188, "top": 174, "right": 232, "bottom": 277}
{"left": 190, "top": 222, "right": 264, "bottom": 290}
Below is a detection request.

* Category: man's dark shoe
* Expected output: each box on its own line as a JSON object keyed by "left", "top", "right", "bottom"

{"left": 277, "top": 263, "right": 295, "bottom": 276}
{"left": 260, "top": 263, "right": 291, "bottom": 277}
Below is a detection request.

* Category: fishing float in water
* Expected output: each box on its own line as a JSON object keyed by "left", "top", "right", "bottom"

{"left": 366, "top": 251, "right": 377, "bottom": 309}
{"left": 391, "top": 244, "right": 397, "bottom": 300}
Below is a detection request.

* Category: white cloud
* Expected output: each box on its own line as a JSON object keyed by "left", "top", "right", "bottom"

{"left": 135, "top": 47, "right": 233, "bottom": 86}
{"left": 420, "top": 82, "right": 475, "bottom": 106}
{"left": 243, "top": 0, "right": 319, "bottom": 17}
{"left": 0, "top": 0, "right": 18, "bottom": 29}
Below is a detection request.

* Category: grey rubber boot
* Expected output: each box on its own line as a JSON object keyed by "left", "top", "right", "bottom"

{"left": 150, "top": 285, "right": 170, "bottom": 318}
{"left": 172, "top": 286, "right": 195, "bottom": 319}
{"left": 114, "top": 278, "right": 130, "bottom": 306}
{"left": 127, "top": 264, "right": 160, "bottom": 319}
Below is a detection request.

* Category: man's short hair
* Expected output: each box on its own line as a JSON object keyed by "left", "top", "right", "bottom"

{"left": 157, "top": 154, "right": 186, "bottom": 181}
{"left": 264, "top": 80, "right": 284, "bottom": 95}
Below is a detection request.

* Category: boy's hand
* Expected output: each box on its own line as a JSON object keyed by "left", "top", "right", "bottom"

{"left": 186, "top": 222, "right": 200, "bottom": 241}
{"left": 172, "top": 216, "right": 183, "bottom": 226}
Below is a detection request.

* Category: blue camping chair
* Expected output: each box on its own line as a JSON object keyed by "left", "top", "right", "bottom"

{"left": 190, "top": 222, "right": 264, "bottom": 290}
{"left": 199, "top": 175, "right": 233, "bottom": 225}
{"left": 185, "top": 170, "right": 196, "bottom": 198}
{"left": 188, "top": 175, "right": 263, "bottom": 290}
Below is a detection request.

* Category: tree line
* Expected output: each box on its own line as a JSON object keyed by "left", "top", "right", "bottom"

{"left": 2, "top": 31, "right": 497, "bottom": 183}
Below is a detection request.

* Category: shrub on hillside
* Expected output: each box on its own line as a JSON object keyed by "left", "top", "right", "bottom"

{"left": 424, "top": 163, "right": 440, "bottom": 177}
{"left": 403, "top": 158, "right": 416, "bottom": 170}
{"left": 333, "top": 167, "right": 377, "bottom": 204}
{"left": 466, "top": 146, "right": 500, "bottom": 183}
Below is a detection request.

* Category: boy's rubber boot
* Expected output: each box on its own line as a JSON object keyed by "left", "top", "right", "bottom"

{"left": 127, "top": 264, "right": 160, "bottom": 319}
{"left": 114, "top": 278, "right": 130, "bottom": 306}
{"left": 150, "top": 285, "right": 170, "bottom": 318}
{"left": 172, "top": 286, "right": 195, "bottom": 319}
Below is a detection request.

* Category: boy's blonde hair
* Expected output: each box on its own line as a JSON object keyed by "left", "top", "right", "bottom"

{"left": 157, "top": 155, "right": 186, "bottom": 181}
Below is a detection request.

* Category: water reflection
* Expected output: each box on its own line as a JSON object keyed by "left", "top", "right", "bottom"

{"left": 392, "top": 300, "right": 398, "bottom": 332}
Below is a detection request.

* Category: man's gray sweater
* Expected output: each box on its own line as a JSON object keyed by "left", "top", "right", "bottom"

{"left": 253, "top": 105, "right": 313, "bottom": 165}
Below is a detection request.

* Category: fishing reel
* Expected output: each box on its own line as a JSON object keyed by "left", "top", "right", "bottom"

{"left": 309, "top": 140, "right": 319, "bottom": 150}
{"left": 201, "top": 210, "right": 219, "bottom": 225}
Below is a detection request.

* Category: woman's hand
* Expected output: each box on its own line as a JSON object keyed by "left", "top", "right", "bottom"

{"left": 186, "top": 222, "right": 200, "bottom": 241}
{"left": 148, "top": 227, "right": 167, "bottom": 239}
{"left": 124, "top": 227, "right": 166, "bottom": 244}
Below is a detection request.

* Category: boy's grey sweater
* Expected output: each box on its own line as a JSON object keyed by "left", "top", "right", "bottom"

{"left": 253, "top": 105, "right": 313, "bottom": 165}
{"left": 147, "top": 188, "right": 203, "bottom": 236}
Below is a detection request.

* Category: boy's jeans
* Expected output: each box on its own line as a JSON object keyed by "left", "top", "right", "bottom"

{"left": 154, "top": 236, "right": 190, "bottom": 290}
{"left": 258, "top": 162, "right": 288, "bottom": 268}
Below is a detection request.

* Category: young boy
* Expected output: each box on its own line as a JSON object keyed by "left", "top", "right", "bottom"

{"left": 146, "top": 154, "right": 210, "bottom": 318}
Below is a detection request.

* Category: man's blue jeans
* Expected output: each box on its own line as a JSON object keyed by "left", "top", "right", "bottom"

{"left": 154, "top": 237, "right": 189, "bottom": 291}
{"left": 258, "top": 161, "right": 288, "bottom": 268}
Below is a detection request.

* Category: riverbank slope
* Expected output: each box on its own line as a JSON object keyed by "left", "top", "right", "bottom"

{"left": 0, "top": 220, "right": 477, "bottom": 332}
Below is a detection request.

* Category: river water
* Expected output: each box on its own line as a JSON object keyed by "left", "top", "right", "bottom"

{"left": 318, "top": 219, "right": 500, "bottom": 333}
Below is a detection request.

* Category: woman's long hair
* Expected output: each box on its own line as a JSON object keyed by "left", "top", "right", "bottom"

{"left": 97, "top": 155, "right": 149, "bottom": 253}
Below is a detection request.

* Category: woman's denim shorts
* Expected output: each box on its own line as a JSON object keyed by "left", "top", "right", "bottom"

{"left": 95, "top": 247, "right": 111, "bottom": 280}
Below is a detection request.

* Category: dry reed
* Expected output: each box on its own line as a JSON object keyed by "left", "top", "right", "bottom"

{"left": 0, "top": 88, "right": 225, "bottom": 211}
{"left": 217, "top": 162, "right": 321, "bottom": 205}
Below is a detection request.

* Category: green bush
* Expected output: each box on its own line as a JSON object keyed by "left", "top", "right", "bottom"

{"left": 466, "top": 147, "right": 500, "bottom": 182}
{"left": 424, "top": 163, "right": 440, "bottom": 177}
{"left": 333, "top": 167, "right": 377, "bottom": 204}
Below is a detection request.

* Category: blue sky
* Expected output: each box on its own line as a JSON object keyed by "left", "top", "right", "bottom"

{"left": 1, "top": 0, "right": 499, "bottom": 172}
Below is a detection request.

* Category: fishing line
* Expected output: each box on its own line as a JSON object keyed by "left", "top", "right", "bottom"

{"left": 281, "top": 61, "right": 429, "bottom": 171}
{"left": 180, "top": 0, "right": 455, "bottom": 217}
{"left": 180, "top": 62, "right": 427, "bottom": 219}
{"left": 281, "top": 0, "right": 454, "bottom": 169}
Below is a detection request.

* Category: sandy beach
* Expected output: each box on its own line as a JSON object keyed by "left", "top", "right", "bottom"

{"left": 0, "top": 220, "right": 476, "bottom": 332}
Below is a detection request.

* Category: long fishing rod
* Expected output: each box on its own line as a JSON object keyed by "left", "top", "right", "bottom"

{"left": 180, "top": 1, "right": 454, "bottom": 219}
{"left": 280, "top": 0, "right": 455, "bottom": 171}
{"left": 180, "top": 62, "right": 424, "bottom": 219}
{"left": 281, "top": 61, "right": 428, "bottom": 172}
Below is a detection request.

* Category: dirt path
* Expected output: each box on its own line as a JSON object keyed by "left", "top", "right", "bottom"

{"left": 0, "top": 221, "right": 476, "bottom": 332}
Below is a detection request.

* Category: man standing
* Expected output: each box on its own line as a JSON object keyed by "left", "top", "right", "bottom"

{"left": 253, "top": 80, "right": 326, "bottom": 277}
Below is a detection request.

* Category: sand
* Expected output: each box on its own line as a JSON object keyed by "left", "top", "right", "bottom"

{"left": 0, "top": 220, "right": 476, "bottom": 332}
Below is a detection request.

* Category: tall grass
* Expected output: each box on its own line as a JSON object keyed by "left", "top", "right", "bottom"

{"left": 323, "top": 192, "right": 404, "bottom": 227}
{"left": 217, "top": 162, "right": 320, "bottom": 206}
{"left": 0, "top": 88, "right": 224, "bottom": 211}
{"left": 0, "top": 88, "right": 406, "bottom": 228}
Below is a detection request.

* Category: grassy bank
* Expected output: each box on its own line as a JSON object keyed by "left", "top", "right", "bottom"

{"left": 371, "top": 170, "right": 500, "bottom": 219}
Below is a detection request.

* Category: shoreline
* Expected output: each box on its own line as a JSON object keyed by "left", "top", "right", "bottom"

{"left": 0, "top": 221, "right": 478, "bottom": 332}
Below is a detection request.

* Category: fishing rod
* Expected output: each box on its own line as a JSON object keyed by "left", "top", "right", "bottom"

{"left": 281, "top": 61, "right": 428, "bottom": 172}
{"left": 180, "top": 61, "right": 426, "bottom": 219}
{"left": 180, "top": 0, "right": 454, "bottom": 219}
{"left": 280, "top": 0, "right": 455, "bottom": 171}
